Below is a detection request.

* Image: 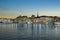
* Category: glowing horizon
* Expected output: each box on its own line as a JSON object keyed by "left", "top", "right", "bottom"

{"left": 0, "top": 0, "right": 60, "bottom": 18}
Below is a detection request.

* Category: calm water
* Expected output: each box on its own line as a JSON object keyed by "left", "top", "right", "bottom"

{"left": 0, "top": 22, "right": 60, "bottom": 40}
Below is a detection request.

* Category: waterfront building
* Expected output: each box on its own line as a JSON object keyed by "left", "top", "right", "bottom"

{"left": 21, "top": 16, "right": 28, "bottom": 22}
{"left": 15, "top": 15, "right": 22, "bottom": 23}
{"left": 39, "top": 16, "right": 53, "bottom": 22}
{"left": 53, "top": 16, "right": 59, "bottom": 22}
{"left": 0, "top": 18, "right": 13, "bottom": 23}
{"left": 31, "top": 15, "right": 36, "bottom": 22}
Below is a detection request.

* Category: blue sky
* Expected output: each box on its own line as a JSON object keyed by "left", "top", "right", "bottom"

{"left": 0, "top": 0, "right": 60, "bottom": 18}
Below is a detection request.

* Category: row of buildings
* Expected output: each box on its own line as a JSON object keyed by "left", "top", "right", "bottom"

{"left": 13, "top": 14, "right": 60, "bottom": 23}
{"left": 0, "top": 18, "right": 13, "bottom": 23}
{"left": 0, "top": 14, "right": 60, "bottom": 23}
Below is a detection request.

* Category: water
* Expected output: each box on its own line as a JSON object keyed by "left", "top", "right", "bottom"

{"left": 0, "top": 22, "right": 60, "bottom": 40}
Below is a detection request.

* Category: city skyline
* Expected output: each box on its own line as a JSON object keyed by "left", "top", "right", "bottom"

{"left": 0, "top": 0, "right": 60, "bottom": 18}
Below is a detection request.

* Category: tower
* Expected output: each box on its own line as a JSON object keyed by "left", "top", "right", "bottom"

{"left": 37, "top": 12, "right": 39, "bottom": 18}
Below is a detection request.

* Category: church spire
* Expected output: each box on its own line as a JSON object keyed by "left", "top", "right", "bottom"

{"left": 37, "top": 12, "right": 39, "bottom": 18}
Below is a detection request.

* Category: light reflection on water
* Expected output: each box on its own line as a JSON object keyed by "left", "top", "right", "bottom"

{"left": 0, "top": 22, "right": 60, "bottom": 40}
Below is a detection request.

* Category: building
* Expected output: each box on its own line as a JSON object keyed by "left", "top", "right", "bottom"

{"left": 39, "top": 16, "right": 53, "bottom": 22}
{"left": 21, "top": 16, "right": 28, "bottom": 22}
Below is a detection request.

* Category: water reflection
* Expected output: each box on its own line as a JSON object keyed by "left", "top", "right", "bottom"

{"left": 0, "top": 22, "right": 60, "bottom": 40}
{"left": 0, "top": 23, "right": 17, "bottom": 32}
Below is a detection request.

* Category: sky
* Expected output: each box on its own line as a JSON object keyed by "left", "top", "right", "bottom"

{"left": 0, "top": 0, "right": 60, "bottom": 18}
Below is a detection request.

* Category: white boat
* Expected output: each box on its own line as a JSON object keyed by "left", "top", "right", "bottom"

{"left": 27, "top": 21, "right": 32, "bottom": 24}
{"left": 54, "top": 22, "right": 60, "bottom": 25}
